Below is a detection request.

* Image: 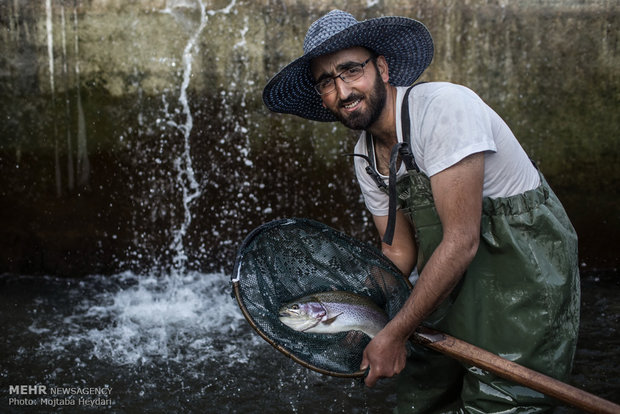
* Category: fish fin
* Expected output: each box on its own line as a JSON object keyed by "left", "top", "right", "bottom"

{"left": 362, "top": 329, "right": 375, "bottom": 339}
{"left": 322, "top": 313, "right": 343, "bottom": 325}
{"left": 298, "top": 320, "right": 320, "bottom": 332}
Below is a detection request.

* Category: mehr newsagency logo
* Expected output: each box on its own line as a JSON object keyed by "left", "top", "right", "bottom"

{"left": 8, "top": 384, "right": 113, "bottom": 408}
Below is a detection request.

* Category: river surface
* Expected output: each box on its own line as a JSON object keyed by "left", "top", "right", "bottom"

{"left": 1, "top": 269, "right": 618, "bottom": 413}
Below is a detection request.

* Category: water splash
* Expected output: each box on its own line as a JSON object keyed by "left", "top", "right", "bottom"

{"left": 2, "top": 271, "right": 399, "bottom": 412}
{"left": 63, "top": 0, "right": 243, "bottom": 365}
{"left": 221, "top": 8, "right": 253, "bottom": 170}
{"left": 11, "top": 1, "right": 283, "bottom": 404}
{"left": 160, "top": 0, "right": 238, "bottom": 276}
{"left": 167, "top": 0, "right": 207, "bottom": 275}
{"left": 51, "top": 272, "right": 250, "bottom": 366}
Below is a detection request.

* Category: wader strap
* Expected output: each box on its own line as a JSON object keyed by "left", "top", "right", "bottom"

{"left": 344, "top": 130, "right": 389, "bottom": 189}
{"left": 383, "top": 142, "right": 411, "bottom": 244}
{"left": 383, "top": 85, "right": 419, "bottom": 245}
{"left": 344, "top": 153, "right": 388, "bottom": 190}
{"left": 366, "top": 133, "right": 376, "bottom": 170}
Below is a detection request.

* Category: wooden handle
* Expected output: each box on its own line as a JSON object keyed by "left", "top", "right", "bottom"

{"left": 411, "top": 327, "right": 620, "bottom": 414}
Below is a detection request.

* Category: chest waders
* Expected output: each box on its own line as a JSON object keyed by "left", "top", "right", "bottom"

{"left": 364, "top": 86, "right": 581, "bottom": 413}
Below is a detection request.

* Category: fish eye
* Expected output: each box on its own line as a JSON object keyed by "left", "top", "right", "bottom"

{"left": 291, "top": 304, "right": 299, "bottom": 310}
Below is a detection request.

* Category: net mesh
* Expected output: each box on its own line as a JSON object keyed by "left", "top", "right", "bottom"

{"left": 232, "top": 218, "right": 412, "bottom": 377}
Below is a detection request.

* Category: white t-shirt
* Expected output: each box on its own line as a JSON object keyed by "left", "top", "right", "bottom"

{"left": 354, "top": 83, "right": 540, "bottom": 216}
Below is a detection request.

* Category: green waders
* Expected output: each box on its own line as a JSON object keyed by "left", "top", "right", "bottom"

{"left": 381, "top": 87, "right": 581, "bottom": 413}
{"left": 393, "top": 168, "right": 580, "bottom": 414}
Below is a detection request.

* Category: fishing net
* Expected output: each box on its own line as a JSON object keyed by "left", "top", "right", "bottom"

{"left": 232, "top": 218, "right": 412, "bottom": 377}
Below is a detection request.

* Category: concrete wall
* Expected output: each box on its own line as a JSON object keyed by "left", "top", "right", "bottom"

{"left": 1, "top": 0, "right": 618, "bottom": 275}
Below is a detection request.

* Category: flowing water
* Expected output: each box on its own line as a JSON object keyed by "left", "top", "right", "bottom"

{"left": 0, "top": 270, "right": 618, "bottom": 413}
{"left": 0, "top": 271, "right": 397, "bottom": 413}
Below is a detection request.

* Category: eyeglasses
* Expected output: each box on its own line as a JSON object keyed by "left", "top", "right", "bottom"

{"left": 313, "top": 57, "right": 373, "bottom": 95}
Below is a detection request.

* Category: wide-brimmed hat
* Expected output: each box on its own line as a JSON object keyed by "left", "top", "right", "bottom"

{"left": 262, "top": 9, "right": 434, "bottom": 122}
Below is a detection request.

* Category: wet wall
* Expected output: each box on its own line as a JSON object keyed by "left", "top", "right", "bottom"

{"left": 1, "top": 0, "right": 618, "bottom": 276}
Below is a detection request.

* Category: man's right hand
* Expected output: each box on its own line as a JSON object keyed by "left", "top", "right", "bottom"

{"left": 360, "top": 323, "right": 409, "bottom": 387}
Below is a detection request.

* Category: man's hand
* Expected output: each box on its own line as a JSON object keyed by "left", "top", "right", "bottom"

{"left": 360, "top": 324, "right": 408, "bottom": 387}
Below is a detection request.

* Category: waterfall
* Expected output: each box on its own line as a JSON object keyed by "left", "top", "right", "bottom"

{"left": 166, "top": 0, "right": 237, "bottom": 275}
{"left": 167, "top": 0, "right": 207, "bottom": 275}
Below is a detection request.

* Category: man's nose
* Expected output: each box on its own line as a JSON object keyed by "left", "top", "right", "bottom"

{"left": 333, "top": 76, "right": 353, "bottom": 98}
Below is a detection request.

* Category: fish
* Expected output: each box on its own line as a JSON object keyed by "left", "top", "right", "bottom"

{"left": 278, "top": 291, "right": 388, "bottom": 338}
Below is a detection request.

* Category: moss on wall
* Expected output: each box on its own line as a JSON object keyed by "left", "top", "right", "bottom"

{"left": 1, "top": 0, "right": 618, "bottom": 275}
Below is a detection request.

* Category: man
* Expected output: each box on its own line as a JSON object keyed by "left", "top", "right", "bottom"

{"left": 263, "top": 9, "right": 580, "bottom": 413}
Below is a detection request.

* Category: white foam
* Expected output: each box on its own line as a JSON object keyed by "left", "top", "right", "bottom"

{"left": 40, "top": 271, "right": 251, "bottom": 367}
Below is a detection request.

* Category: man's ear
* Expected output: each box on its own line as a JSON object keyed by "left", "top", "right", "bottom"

{"left": 376, "top": 55, "right": 389, "bottom": 83}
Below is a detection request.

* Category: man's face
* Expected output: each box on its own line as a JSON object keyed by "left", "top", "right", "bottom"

{"left": 310, "top": 47, "right": 388, "bottom": 130}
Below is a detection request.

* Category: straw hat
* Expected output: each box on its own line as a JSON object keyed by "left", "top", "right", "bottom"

{"left": 262, "top": 9, "right": 434, "bottom": 122}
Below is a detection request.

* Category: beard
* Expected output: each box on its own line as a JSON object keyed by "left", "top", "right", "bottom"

{"left": 333, "top": 68, "right": 387, "bottom": 130}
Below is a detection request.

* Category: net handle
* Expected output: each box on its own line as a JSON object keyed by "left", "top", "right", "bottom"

{"left": 232, "top": 280, "right": 366, "bottom": 378}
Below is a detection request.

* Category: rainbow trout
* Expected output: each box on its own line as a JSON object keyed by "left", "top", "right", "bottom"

{"left": 278, "top": 291, "right": 388, "bottom": 338}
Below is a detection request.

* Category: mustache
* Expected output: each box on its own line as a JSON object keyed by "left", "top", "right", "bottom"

{"left": 338, "top": 93, "right": 364, "bottom": 107}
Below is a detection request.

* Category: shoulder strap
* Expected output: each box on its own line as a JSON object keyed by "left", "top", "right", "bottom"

{"left": 345, "top": 152, "right": 388, "bottom": 190}
{"left": 365, "top": 133, "right": 376, "bottom": 170}
{"left": 382, "top": 84, "right": 419, "bottom": 246}
{"left": 400, "top": 85, "right": 415, "bottom": 147}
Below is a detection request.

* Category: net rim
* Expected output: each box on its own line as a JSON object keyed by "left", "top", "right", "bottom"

{"left": 231, "top": 217, "right": 410, "bottom": 378}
